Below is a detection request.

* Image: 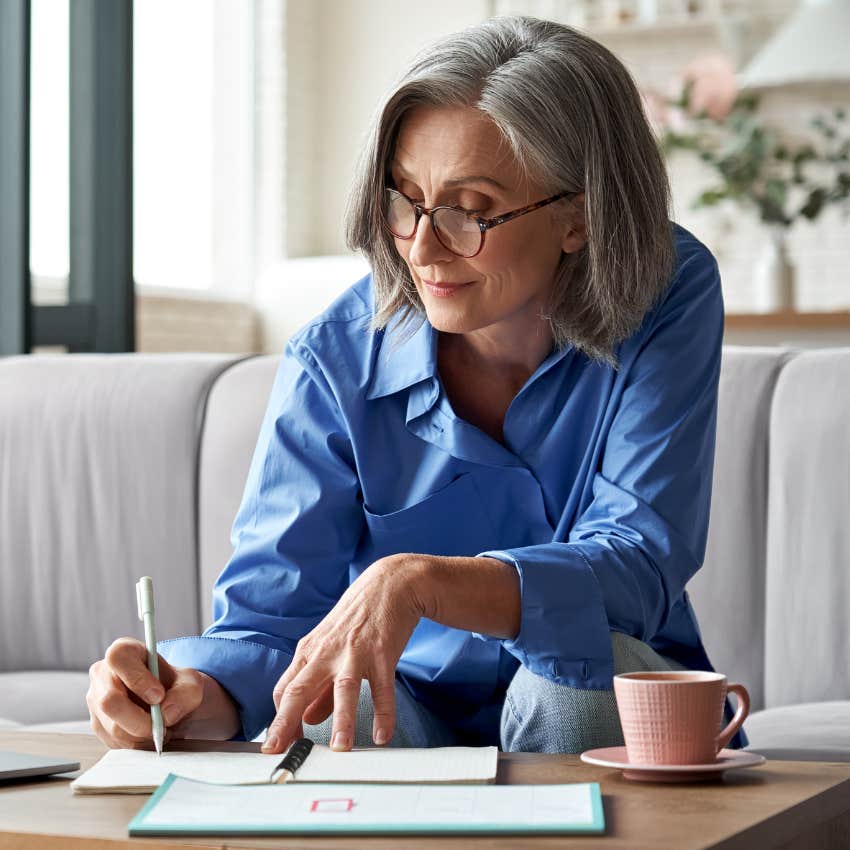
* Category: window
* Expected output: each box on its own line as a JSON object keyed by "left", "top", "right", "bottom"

{"left": 29, "top": 1, "right": 258, "bottom": 302}
{"left": 29, "top": 0, "right": 69, "bottom": 302}
{"left": 134, "top": 0, "right": 255, "bottom": 297}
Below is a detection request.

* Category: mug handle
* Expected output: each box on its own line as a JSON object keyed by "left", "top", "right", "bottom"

{"left": 716, "top": 683, "right": 750, "bottom": 752}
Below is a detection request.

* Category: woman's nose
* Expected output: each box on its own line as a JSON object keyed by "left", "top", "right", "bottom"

{"left": 408, "top": 213, "right": 453, "bottom": 267}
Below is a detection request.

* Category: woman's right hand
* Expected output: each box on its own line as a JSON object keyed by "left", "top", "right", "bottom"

{"left": 87, "top": 637, "right": 241, "bottom": 748}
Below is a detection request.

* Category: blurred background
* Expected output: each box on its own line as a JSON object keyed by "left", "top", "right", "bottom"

{"left": 2, "top": 0, "right": 849, "bottom": 358}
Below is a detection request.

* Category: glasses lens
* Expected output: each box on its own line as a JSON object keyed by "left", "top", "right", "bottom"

{"left": 433, "top": 207, "right": 482, "bottom": 258}
{"left": 385, "top": 190, "right": 416, "bottom": 238}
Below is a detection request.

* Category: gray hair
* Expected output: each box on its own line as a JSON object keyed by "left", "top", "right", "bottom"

{"left": 345, "top": 15, "right": 674, "bottom": 366}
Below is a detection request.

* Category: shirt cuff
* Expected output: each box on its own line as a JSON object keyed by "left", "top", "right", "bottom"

{"left": 473, "top": 548, "right": 614, "bottom": 688}
{"left": 158, "top": 635, "right": 292, "bottom": 742}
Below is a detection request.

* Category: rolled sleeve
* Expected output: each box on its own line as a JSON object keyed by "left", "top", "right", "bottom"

{"left": 476, "top": 547, "right": 614, "bottom": 687}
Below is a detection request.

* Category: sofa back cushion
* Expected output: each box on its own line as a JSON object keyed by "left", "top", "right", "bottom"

{"left": 198, "top": 355, "right": 279, "bottom": 623}
{"left": 764, "top": 349, "right": 850, "bottom": 707}
{"left": 0, "top": 353, "right": 241, "bottom": 672}
{"left": 688, "top": 346, "right": 791, "bottom": 711}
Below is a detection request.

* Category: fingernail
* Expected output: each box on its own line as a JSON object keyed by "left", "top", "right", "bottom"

{"left": 144, "top": 687, "right": 162, "bottom": 704}
{"left": 374, "top": 728, "right": 387, "bottom": 746}
{"left": 262, "top": 735, "right": 279, "bottom": 752}
{"left": 161, "top": 703, "right": 179, "bottom": 725}
{"left": 331, "top": 732, "right": 350, "bottom": 751}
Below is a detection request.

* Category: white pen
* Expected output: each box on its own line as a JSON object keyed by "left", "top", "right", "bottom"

{"left": 136, "top": 576, "right": 164, "bottom": 755}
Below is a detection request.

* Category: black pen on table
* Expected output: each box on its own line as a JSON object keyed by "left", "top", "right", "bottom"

{"left": 269, "top": 737, "right": 315, "bottom": 784}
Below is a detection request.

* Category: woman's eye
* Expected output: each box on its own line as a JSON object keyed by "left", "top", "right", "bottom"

{"left": 459, "top": 196, "right": 491, "bottom": 213}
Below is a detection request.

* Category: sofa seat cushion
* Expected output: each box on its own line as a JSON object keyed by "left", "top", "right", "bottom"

{"left": 14, "top": 720, "right": 95, "bottom": 735}
{"left": 744, "top": 701, "right": 850, "bottom": 762}
{"left": 0, "top": 671, "right": 90, "bottom": 725}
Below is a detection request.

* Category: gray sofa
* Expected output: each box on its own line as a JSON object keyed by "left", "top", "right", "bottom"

{"left": 1, "top": 347, "right": 848, "bottom": 760}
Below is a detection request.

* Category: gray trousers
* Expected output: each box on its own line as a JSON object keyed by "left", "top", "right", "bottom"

{"left": 304, "top": 631, "right": 688, "bottom": 753}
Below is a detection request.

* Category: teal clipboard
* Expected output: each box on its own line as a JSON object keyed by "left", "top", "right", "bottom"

{"left": 129, "top": 774, "right": 606, "bottom": 836}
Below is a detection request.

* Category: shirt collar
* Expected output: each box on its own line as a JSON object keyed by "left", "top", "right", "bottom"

{"left": 365, "top": 310, "right": 438, "bottom": 400}
{"left": 365, "top": 307, "right": 579, "bottom": 402}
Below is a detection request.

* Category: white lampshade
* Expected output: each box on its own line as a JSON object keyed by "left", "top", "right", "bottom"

{"left": 739, "top": 0, "right": 850, "bottom": 89}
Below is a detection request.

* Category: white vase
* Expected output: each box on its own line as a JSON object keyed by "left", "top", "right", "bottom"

{"left": 753, "top": 226, "right": 795, "bottom": 313}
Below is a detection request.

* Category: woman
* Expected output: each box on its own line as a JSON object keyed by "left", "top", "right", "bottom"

{"left": 87, "top": 16, "right": 746, "bottom": 754}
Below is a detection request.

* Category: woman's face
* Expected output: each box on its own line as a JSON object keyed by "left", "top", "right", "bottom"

{"left": 390, "top": 104, "right": 576, "bottom": 343}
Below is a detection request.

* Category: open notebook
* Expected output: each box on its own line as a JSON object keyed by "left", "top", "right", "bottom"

{"left": 71, "top": 745, "right": 498, "bottom": 794}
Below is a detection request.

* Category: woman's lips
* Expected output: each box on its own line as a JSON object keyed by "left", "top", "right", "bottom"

{"left": 422, "top": 279, "right": 473, "bottom": 298}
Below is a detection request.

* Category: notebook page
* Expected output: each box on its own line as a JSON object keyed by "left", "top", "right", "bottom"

{"left": 71, "top": 745, "right": 498, "bottom": 794}
{"left": 71, "top": 749, "right": 278, "bottom": 793}
{"left": 293, "top": 745, "right": 498, "bottom": 784}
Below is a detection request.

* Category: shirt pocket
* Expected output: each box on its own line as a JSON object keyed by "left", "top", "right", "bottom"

{"left": 362, "top": 472, "right": 496, "bottom": 558}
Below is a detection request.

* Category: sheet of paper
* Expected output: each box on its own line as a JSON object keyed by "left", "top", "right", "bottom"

{"left": 294, "top": 745, "right": 497, "bottom": 784}
{"left": 71, "top": 744, "right": 498, "bottom": 794}
{"left": 71, "top": 749, "right": 279, "bottom": 793}
{"left": 130, "top": 775, "right": 605, "bottom": 835}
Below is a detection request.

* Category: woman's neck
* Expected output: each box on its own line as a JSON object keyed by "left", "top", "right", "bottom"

{"left": 437, "top": 329, "right": 552, "bottom": 444}
{"left": 439, "top": 323, "right": 554, "bottom": 389}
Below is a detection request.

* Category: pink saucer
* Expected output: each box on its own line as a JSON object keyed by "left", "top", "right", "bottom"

{"left": 580, "top": 746, "right": 766, "bottom": 782}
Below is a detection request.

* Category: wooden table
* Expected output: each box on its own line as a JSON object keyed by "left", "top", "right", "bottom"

{"left": 1, "top": 732, "right": 849, "bottom": 850}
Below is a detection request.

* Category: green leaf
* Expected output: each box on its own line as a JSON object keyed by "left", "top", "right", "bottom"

{"left": 735, "top": 93, "right": 760, "bottom": 113}
{"left": 676, "top": 80, "right": 694, "bottom": 111}
{"left": 799, "top": 187, "right": 827, "bottom": 219}
{"left": 694, "top": 188, "right": 730, "bottom": 207}
{"left": 765, "top": 178, "right": 788, "bottom": 209}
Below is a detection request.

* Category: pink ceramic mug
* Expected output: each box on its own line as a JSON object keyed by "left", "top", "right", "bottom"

{"left": 613, "top": 671, "right": 750, "bottom": 765}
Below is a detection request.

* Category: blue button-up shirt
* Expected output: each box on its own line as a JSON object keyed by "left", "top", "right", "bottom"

{"left": 162, "top": 224, "right": 746, "bottom": 747}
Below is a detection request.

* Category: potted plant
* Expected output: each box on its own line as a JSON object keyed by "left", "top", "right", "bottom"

{"left": 644, "top": 55, "right": 850, "bottom": 311}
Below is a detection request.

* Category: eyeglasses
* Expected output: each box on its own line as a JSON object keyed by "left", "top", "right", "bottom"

{"left": 383, "top": 187, "right": 579, "bottom": 259}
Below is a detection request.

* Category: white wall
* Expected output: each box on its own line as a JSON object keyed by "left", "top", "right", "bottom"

{"left": 287, "top": 0, "right": 490, "bottom": 257}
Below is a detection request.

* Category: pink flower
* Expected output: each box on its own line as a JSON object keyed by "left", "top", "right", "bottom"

{"left": 680, "top": 53, "right": 738, "bottom": 121}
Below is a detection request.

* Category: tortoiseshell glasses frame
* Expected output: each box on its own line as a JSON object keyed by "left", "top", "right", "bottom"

{"left": 384, "top": 187, "right": 581, "bottom": 259}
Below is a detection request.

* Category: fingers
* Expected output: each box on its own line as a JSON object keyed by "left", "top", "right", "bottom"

{"left": 89, "top": 710, "right": 147, "bottom": 750}
{"left": 302, "top": 683, "right": 335, "bottom": 725}
{"left": 272, "top": 654, "right": 307, "bottom": 712}
{"left": 159, "top": 668, "right": 204, "bottom": 727}
{"left": 264, "top": 659, "right": 397, "bottom": 754}
{"left": 87, "top": 659, "right": 153, "bottom": 748}
{"left": 105, "top": 637, "right": 166, "bottom": 705}
{"left": 327, "top": 673, "right": 362, "bottom": 751}
{"left": 368, "top": 675, "right": 396, "bottom": 747}
{"left": 88, "top": 638, "right": 203, "bottom": 750}
{"left": 262, "top": 670, "right": 315, "bottom": 754}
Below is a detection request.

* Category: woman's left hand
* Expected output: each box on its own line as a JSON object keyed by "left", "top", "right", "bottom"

{"left": 261, "top": 554, "right": 428, "bottom": 754}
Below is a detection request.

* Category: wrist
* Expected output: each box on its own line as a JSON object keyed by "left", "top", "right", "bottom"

{"left": 381, "top": 553, "right": 438, "bottom": 620}
{"left": 195, "top": 671, "right": 241, "bottom": 740}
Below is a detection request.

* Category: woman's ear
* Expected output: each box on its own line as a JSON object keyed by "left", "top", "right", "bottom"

{"left": 561, "top": 192, "right": 587, "bottom": 254}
